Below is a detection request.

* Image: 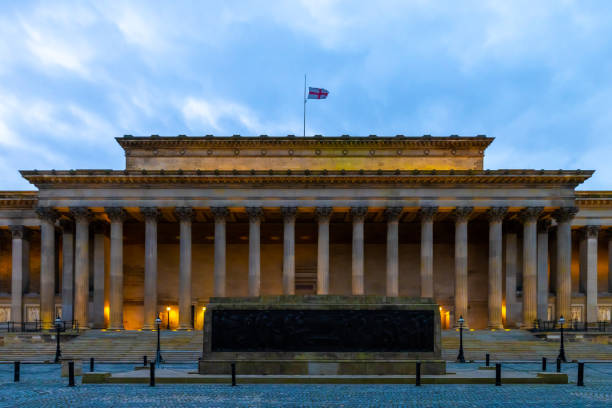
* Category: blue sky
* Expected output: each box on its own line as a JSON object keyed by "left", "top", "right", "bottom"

{"left": 1, "top": 1, "right": 611, "bottom": 190}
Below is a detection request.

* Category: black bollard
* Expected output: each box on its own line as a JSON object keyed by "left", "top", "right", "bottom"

{"left": 495, "top": 363, "right": 501, "bottom": 386}
{"left": 90, "top": 357, "right": 94, "bottom": 372}
{"left": 542, "top": 357, "right": 547, "bottom": 372}
{"left": 68, "top": 361, "right": 75, "bottom": 387}
{"left": 14, "top": 361, "right": 20, "bottom": 382}
{"left": 150, "top": 362, "right": 155, "bottom": 387}
{"left": 577, "top": 362, "right": 584, "bottom": 386}
{"left": 485, "top": 353, "right": 490, "bottom": 367}
{"left": 556, "top": 358, "right": 561, "bottom": 373}
{"left": 144, "top": 355, "right": 148, "bottom": 367}
{"left": 231, "top": 362, "right": 236, "bottom": 386}
{"left": 415, "top": 362, "right": 421, "bottom": 386}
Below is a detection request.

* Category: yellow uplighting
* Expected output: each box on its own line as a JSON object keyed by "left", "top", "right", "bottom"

{"left": 491, "top": 329, "right": 496, "bottom": 332}
{"left": 202, "top": 307, "right": 206, "bottom": 311}
{"left": 504, "top": 329, "right": 511, "bottom": 331}
{"left": 469, "top": 329, "right": 475, "bottom": 331}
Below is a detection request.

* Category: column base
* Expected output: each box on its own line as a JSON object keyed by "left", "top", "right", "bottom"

{"left": 142, "top": 324, "right": 154, "bottom": 330}
{"left": 108, "top": 325, "right": 124, "bottom": 331}
{"left": 178, "top": 325, "right": 193, "bottom": 330}
{"left": 487, "top": 323, "right": 504, "bottom": 330}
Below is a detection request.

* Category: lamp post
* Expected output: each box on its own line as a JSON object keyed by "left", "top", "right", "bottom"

{"left": 456, "top": 315, "right": 465, "bottom": 363}
{"left": 155, "top": 314, "right": 163, "bottom": 364}
{"left": 557, "top": 315, "right": 567, "bottom": 363}
{"left": 166, "top": 307, "right": 171, "bottom": 330}
{"left": 54, "top": 316, "right": 62, "bottom": 363}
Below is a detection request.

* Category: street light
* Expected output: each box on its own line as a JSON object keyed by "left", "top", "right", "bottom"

{"left": 54, "top": 316, "right": 62, "bottom": 363}
{"left": 456, "top": 315, "right": 465, "bottom": 363}
{"left": 155, "top": 313, "right": 163, "bottom": 364}
{"left": 557, "top": 315, "right": 567, "bottom": 362}
{"left": 166, "top": 307, "right": 171, "bottom": 330}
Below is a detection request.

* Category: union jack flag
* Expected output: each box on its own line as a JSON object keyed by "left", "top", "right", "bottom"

{"left": 307, "top": 87, "right": 329, "bottom": 99}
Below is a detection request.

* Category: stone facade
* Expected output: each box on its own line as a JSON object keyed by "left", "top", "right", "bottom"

{"left": 0, "top": 135, "right": 611, "bottom": 330}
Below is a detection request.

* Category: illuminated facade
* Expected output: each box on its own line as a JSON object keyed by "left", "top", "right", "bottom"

{"left": 0, "top": 135, "right": 611, "bottom": 329}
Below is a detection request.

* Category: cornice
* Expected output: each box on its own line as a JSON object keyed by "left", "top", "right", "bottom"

{"left": 116, "top": 135, "right": 494, "bottom": 149}
{"left": 19, "top": 169, "right": 593, "bottom": 188}
{"left": 576, "top": 191, "right": 612, "bottom": 208}
{"left": 0, "top": 191, "right": 38, "bottom": 208}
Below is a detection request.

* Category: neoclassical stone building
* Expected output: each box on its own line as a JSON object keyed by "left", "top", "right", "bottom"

{"left": 0, "top": 135, "right": 611, "bottom": 330}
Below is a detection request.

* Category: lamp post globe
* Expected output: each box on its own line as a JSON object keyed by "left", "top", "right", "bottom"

{"left": 155, "top": 314, "right": 163, "bottom": 364}
{"left": 54, "top": 316, "right": 62, "bottom": 363}
{"left": 557, "top": 315, "right": 567, "bottom": 362}
{"left": 456, "top": 315, "right": 465, "bottom": 363}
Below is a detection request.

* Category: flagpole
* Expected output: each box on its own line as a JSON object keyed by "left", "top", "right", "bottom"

{"left": 303, "top": 74, "right": 307, "bottom": 137}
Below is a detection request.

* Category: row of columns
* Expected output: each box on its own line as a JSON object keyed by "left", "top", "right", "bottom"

{"left": 6, "top": 205, "right": 608, "bottom": 329}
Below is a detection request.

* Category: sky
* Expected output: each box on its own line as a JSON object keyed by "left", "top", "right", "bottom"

{"left": 1, "top": 0, "right": 611, "bottom": 190}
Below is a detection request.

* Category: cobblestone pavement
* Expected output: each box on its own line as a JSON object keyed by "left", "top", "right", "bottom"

{"left": 0, "top": 362, "right": 611, "bottom": 407}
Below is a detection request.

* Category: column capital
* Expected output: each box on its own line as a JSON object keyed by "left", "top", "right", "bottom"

{"left": 384, "top": 207, "right": 403, "bottom": 222}
{"left": 70, "top": 207, "right": 92, "bottom": 222}
{"left": 487, "top": 207, "right": 508, "bottom": 222}
{"left": 553, "top": 207, "right": 578, "bottom": 223}
{"left": 59, "top": 219, "right": 74, "bottom": 232}
{"left": 350, "top": 206, "right": 368, "bottom": 220}
{"left": 315, "top": 207, "right": 333, "bottom": 221}
{"left": 519, "top": 206, "right": 544, "bottom": 223}
{"left": 175, "top": 206, "right": 194, "bottom": 221}
{"left": 586, "top": 225, "right": 600, "bottom": 238}
{"left": 105, "top": 207, "right": 127, "bottom": 222}
{"left": 246, "top": 206, "right": 264, "bottom": 221}
{"left": 211, "top": 207, "right": 229, "bottom": 221}
{"left": 281, "top": 206, "right": 297, "bottom": 221}
{"left": 35, "top": 207, "right": 59, "bottom": 223}
{"left": 9, "top": 225, "right": 29, "bottom": 240}
{"left": 452, "top": 206, "right": 473, "bottom": 222}
{"left": 92, "top": 220, "right": 107, "bottom": 234}
{"left": 420, "top": 206, "right": 438, "bottom": 221}
{"left": 537, "top": 219, "right": 552, "bottom": 233}
{"left": 140, "top": 207, "right": 160, "bottom": 220}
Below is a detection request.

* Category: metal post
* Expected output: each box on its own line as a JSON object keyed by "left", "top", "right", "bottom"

{"left": 55, "top": 324, "right": 61, "bottom": 363}
{"left": 415, "top": 362, "right": 421, "bottom": 386}
{"left": 485, "top": 353, "right": 490, "bottom": 367}
{"left": 90, "top": 357, "right": 94, "bottom": 372}
{"left": 495, "top": 363, "right": 501, "bottom": 386}
{"left": 150, "top": 362, "right": 155, "bottom": 387}
{"left": 542, "top": 357, "right": 547, "bottom": 372}
{"left": 231, "top": 362, "right": 236, "bottom": 386}
{"left": 558, "top": 321, "right": 567, "bottom": 362}
{"left": 556, "top": 358, "right": 561, "bottom": 373}
{"left": 144, "top": 355, "right": 148, "bottom": 367}
{"left": 14, "top": 361, "right": 20, "bottom": 382}
{"left": 457, "top": 317, "right": 465, "bottom": 363}
{"left": 577, "top": 362, "right": 584, "bottom": 386}
{"left": 68, "top": 361, "right": 75, "bottom": 387}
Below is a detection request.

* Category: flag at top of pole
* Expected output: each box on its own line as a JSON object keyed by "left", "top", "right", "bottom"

{"left": 303, "top": 74, "right": 329, "bottom": 136}
{"left": 307, "top": 87, "right": 329, "bottom": 99}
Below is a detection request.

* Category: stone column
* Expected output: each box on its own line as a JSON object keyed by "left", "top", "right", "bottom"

{"left": 553, "top": 207, "right": 577, "bottom": 321}
{"left": 454, "top": 207, "right": 472, "bottom": 327}
{"left": 505, "top": 227, "right": 518, "bottom": 327}
{"left": 37, "top": 207, "right": 58, "bottom": 330}
{"left": 420, "top": 207, "right": 437, "bottom": 298}
{"left": 10, "top": 226, "right": 29, "bottom": 323}
{"left": 71, "top": 207, "right": 91, "bottom": 328}
{"left": 579, "top": 230, "right": 587, "bottom": 294}
{"left": 585, "top": 225, "right": 600, "bottom": 324}
{"left": 246, "top": 207, "right": 263, "bottom": 297}
{"left": 316, "top": 207, "right": 332, "bottom": 295}
{"left": 537, "top": 220, "right": 551, "bottom": 321}
{"left": 487, "top": 207, "right": 507, "bottom": 329}
{"left": 142, "top": 207, "right": 159, "bottom": 329}
{"left": 281, "top": 207, "right": 297, "bottom": 295}
{"left": 211, "top": 207, "right": 228, "bottom": 298}
{"left": 351, "top": 207, "right": 368, "bottom": 295}
{"left": 60, "top": 220, "right": 74, "bottom": 322}
{"left": 176, "top": 207, "right": 193, "bottom": 329}
{"left": 520, "top": 207, "right": 543, "bottom": 328}
{"left": 91, "top": 221, "right": 106, "bottom": 329}
{"left": 385, "top": 207, "right": 402, "bottom": 297}
{"left": 106, "top": 208, "right": 126, "bottom": 330}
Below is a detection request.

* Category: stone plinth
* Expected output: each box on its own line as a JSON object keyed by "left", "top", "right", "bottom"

{"left": 199, "top": 295, "right": 444, "bottom": 375}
